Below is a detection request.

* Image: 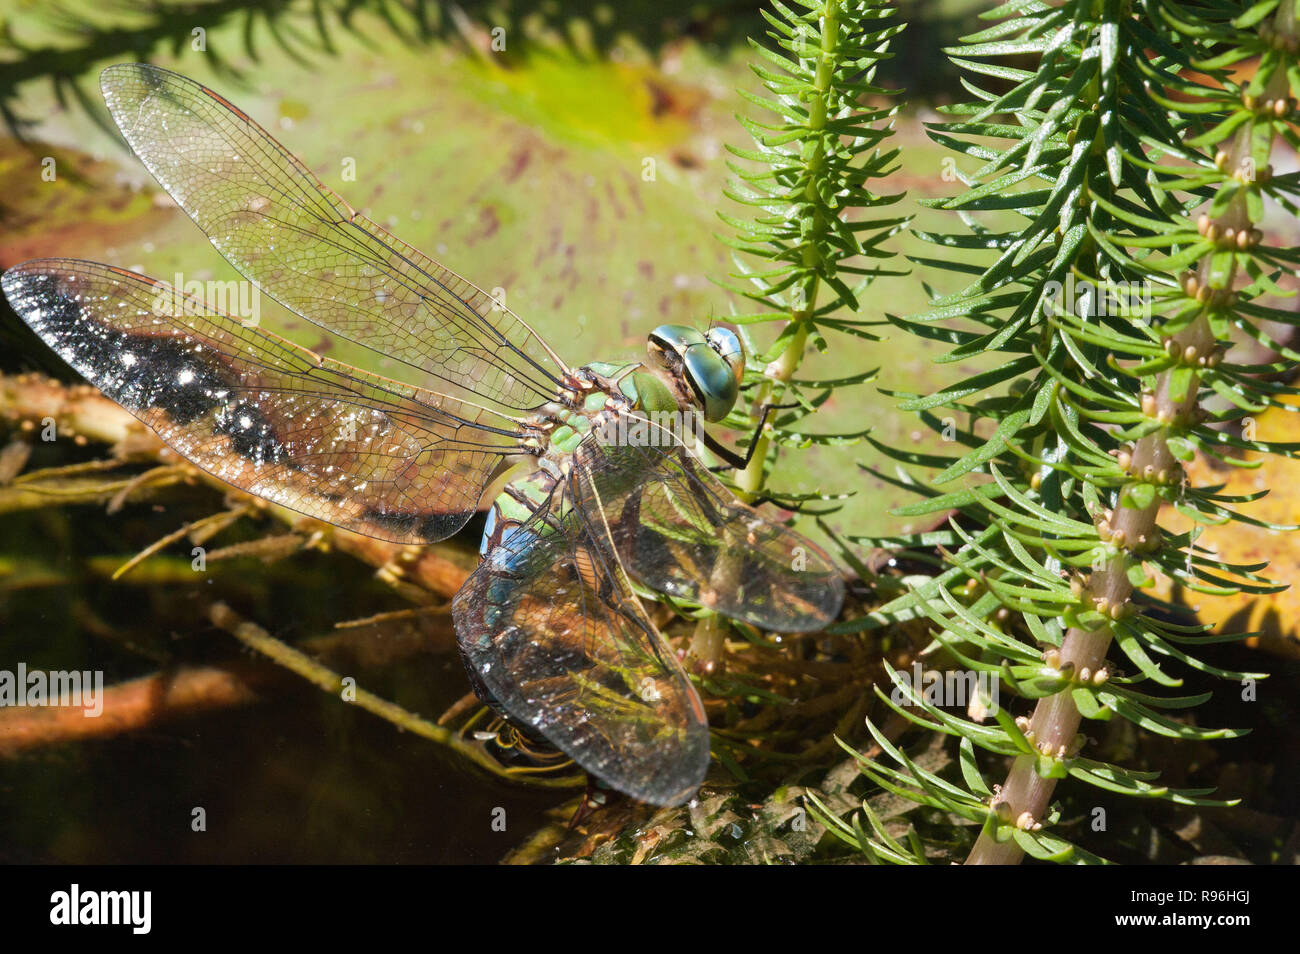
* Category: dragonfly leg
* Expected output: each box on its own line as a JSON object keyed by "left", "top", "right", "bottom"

{"left": 702, "top": 401, "right": 798, "bottom": 472}
{"left": 567, "top": 781, "right": 612, "bottom": 831}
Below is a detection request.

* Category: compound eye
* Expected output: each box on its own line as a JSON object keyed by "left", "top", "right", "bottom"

{"left": 705, "top": 327, "right": 744, "bottom": 386}
{"left": 646, "top": 324, "right": 705, "bottom": 372}
{"left": 682, "top": 343, "right": 740, "bottom": 423}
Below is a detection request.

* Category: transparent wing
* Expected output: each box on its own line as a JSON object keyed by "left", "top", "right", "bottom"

{"left": 575, "top": 428, "right": 844, "bottom": 632}
{"left": 452, "top": 475, "right": 710, "bottom": 806}
{"left": 3, "top": 259, "right": 533, "bottom": 544}
{"left": 100, "top": 62, "right": 570, "bottom": 413}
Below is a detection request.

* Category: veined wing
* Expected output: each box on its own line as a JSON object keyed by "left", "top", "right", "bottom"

{"left": 575, "top": 427, "right": 844, "bottom": 633}
{"left": 3, "top": 259, "right": 532, "bottom": 545}
{"left": 452, "top": 471, "right": 709, "bottom": 806}
{"left": 100, "top": 63, "right": 569, "bottom": 413}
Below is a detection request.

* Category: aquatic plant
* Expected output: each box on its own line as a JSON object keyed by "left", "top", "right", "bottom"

{"left": 811, "top": 0, "right": 1299, "bottom": 864}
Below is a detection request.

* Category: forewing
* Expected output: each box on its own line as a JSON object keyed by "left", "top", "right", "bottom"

{"left": 452, "top": 480, "right": 709, "bottom": 806}
{"left": 3, "top": 259, "right": 529, "bottom": 544}
{"left": 573, "top": 430, "right": 844, "bottom": 632}
{"left": 100, "top": 63, "right": 568, "bottom": 412}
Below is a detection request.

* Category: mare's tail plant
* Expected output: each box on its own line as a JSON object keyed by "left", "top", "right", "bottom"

{"left": 814, "top": 0, "right": 1300, "bottom": 863}
{"left": 717, "top": 0, "right": 907, "bottom": 503}
{"left": 685, "top": 0, "right": 907, "bottom": 678}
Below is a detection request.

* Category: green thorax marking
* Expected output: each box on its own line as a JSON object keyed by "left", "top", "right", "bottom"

{"left": 484, "top": 330, "right": 740, "bottom": 555}
{"left": 581, "top": 361, "right": 678, "bottom": 415}
{"left": 489, "top": 357, "right": 699, "bottom": 534}
{"left": 495, "top": 470, "right": 551, "bottom": 525}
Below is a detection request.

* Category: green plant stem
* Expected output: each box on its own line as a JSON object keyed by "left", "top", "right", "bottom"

{"left": 208, "top": 602, "right": 583, "bottom": 790}
{"left": 735, "top": 0, "right": 839, "bottom": 499}
{"left": 966, "top": 13, "right": 1293, "bottom": 862}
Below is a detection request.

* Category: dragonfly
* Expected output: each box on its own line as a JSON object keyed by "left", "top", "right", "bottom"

{"left": 3, "top": 64, "right": 844, "bottom": 806}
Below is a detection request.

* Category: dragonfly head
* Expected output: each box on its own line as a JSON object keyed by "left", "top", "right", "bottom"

{"left": 645, "top": 324, "right": 744, "bottom": 423}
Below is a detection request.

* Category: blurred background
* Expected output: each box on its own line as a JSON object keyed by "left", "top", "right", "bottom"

{"left": 1, "top": 0, "right": 1298, "bottom": 863}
